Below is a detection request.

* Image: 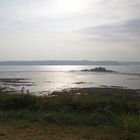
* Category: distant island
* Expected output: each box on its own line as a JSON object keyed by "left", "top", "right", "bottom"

{"left": 81, "top": 67, "right": 140, "bottom": 77}
{"left": 81, "top": 67, "right": 114, "bottom": 72}
{"left": 0, "top": 60, "right": 140, "bottom": 65}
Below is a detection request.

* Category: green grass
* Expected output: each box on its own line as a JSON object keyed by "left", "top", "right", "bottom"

{"left": 0, "top": 88, "right": 140, "bottom": 139}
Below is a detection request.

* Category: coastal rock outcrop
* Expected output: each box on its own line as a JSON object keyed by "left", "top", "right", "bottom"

{"left": 81, "top": 67, "right": 114, "bottom": 72}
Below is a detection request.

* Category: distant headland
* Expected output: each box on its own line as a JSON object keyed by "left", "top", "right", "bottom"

{"left": 0, "top": 60, "right": 140, "bottom": 65}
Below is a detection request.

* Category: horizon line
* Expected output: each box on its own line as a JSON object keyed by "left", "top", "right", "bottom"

{"left": 0, "top": 60, "right": 140, "bottom": 62}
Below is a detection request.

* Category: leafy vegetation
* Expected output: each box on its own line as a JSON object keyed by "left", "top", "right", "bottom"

{"left": 0, "top": 88, "right": 140, "bottom": 139}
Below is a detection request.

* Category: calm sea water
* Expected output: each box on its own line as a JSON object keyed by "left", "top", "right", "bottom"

{"left": 0, "top": 65, "right": 140, "bottom": 93}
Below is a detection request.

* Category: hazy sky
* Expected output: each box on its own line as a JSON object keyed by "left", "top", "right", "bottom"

{"left": 0, "top": 0, "right": 140, "bottom": 61}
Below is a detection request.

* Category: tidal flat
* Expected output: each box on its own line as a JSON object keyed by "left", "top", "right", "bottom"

{"left": 0, "top": 87, "right": 140, "bottom": 140}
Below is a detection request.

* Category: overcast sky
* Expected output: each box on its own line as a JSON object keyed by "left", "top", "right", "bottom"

{"left": 0, "top": 0, "right": 140, "bottom": 61}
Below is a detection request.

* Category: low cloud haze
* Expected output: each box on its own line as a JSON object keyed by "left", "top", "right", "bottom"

{"left": 0, "top": 0, "right": 140, "bottom": 61}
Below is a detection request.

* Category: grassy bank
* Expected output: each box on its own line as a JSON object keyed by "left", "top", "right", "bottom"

{"left": 0, "top": 88, "right": 140, "bottom": 139}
